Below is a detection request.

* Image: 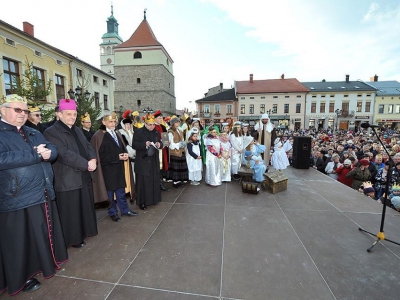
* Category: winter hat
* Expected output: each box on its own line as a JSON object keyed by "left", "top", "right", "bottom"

{"left": 344, "top": 159, "right": 351, "bottom": 165}
{"left": 359, "top": 159, "right": 370, "bottom": 166}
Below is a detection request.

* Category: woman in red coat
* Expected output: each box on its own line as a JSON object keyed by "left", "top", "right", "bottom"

{"left": 336, "top": 159, "right": 354, "bottom": 187}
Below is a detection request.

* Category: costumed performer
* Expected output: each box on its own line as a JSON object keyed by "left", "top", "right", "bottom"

{"left": 271, "top": 137, "right": 291, "bottom": 171}
{"left": 205, "top": 127, "right": 223, "bottom": 186}
{"left": 131, "top": 113, "right": 163, "bottom": 210}
{"left": 186, "top": 127, "right": 203, "bottom": 185}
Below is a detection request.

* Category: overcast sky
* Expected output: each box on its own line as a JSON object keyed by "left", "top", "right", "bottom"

{"left": 2, "top": 0, "right": 400, "bottom": 111}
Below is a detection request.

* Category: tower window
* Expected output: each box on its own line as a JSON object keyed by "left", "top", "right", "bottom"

{"left": 137, "top": 99, "right": 141, "bottom": 106}
{"left": 134, "top": 52, "right": 142, "bottom": 59}
{"left": 137, "top": 78, "right": 141, "bottom": 84}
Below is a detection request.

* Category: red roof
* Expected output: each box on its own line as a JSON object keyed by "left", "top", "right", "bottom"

{"left": 236, "top": 78, "right": 309, "bottom": 94}
{"left": 117, "top": 19, "right": 161, "bottom": 48}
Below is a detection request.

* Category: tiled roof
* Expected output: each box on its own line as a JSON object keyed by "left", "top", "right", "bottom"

{"left": 364, "top": 81, "right": 400, "bottom": 96}
{"left": 235, "top": 78, "right": 309, "bottom": 94}
{"left": 116, "top": 19, "right": 161, "bottom": 48}
{"left": 302, "top": 81, "right": 376, "bottom": 92}
{"left": 195, "top": 88, "right": 236, "bottom": 102}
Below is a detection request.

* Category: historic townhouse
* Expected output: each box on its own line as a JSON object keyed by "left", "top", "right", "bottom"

{"left": 235, "top": 74, "right": 309, "bottom": 130}
{"left": 0, "top": 19, "right": 114, "bottom": 117}
{"left": 365, "top": 79, "right": 400, "bottom": 129}
{"left": 302, "top": 75, "right": 376, "bottom": 131}
{"left": 195, "top": 86, "right": 237, "bottom": 126}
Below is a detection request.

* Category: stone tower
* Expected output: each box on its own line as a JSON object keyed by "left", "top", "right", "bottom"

{"left": 100, "top": 5, "right": 123, "bottom": 76}
{"left": 114, "top": 10, "right": 176, "bottom": 115}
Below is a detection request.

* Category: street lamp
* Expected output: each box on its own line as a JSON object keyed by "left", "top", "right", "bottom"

{"left": 143, "top": 107, "right": 153, "bottom": 114}
{"left": 335, "top": 109, "right": 342, "bottom": 131}
{"left": 67, "top": 87, "right": 91, "bottom": 101}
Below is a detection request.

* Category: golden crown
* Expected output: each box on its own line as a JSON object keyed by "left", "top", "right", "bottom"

{"left": 143, "top": 113, "right": 155, "bottom": 123}
{"left": 81, "top": 112, "right": 91, "bottom": 122}
{"left": 103, "top": 112, "right": 118, "bottom": 121}
{"left": 1, "top": 94, "right": 27, "bottom": 104}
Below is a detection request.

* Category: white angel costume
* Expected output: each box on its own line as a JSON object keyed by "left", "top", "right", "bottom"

{"left": 271, "top": 138, "right": 290, "bottom": 170}
{"left": 204, "top": 134, "right": 222, "bottom": 186}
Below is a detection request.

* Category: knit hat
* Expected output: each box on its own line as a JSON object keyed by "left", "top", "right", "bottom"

{"left": 359, "top": 159, "right": 370, "bottom": 166}
{"left": 59, "top": 99, "right": 77, "bottom": 111}
{"left": 344, "top": 159, "right": 351, "bottom": 165}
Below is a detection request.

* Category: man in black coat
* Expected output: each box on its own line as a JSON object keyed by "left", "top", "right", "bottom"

{"left": 44, "top": 99, "right": 98, "bottom": 248}
{"left": 80, "top": 112, "right": 95, "bottom": 142}
{"left": 91, "top": 113, "right": 137, "bottom": 222}
{"left": 132, "top": 114, "right": 163, "bottom": 210}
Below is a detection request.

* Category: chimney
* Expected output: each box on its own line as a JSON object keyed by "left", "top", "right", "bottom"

{"left": 220, "top": 82, "right": 223, "bottom": 91}
{"left": 281, "top": 74, "right": 285, "bottom": 79}
{"left": 23, "top": 22, "right": 34, "bottom": 37}
{"left": 345, "top": 74, "right": 349, "bottom": 83}
{"left": 250, "top": 74, "right": 253, "bottom": 83}
{"left": 371, "top": 74, "right": 379, "bottom": 82}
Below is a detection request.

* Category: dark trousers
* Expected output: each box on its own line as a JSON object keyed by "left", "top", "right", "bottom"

{"left": 107, "top": 188, "right": 129, "bottom": 216}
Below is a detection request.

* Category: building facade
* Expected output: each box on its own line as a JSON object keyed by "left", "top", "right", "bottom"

{"left": 235, "top": 74, "right": 309, "bottom": 130}
{"left": 0, "top": 19, "right": 114, "bottom": 119}
{"left": 195, "top": 88, "right": 237, "bottom": 126}
{"left": 113, "top": 11, "right": 176, "bottom": 115}
{"left": 366, "top": 80, "right": 400, "bottom": 129}
{"left": 302, "top": 76, "right": 376, "bottom": 131}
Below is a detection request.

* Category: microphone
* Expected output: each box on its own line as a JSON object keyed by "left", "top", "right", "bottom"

{"left": 360, "top": 122, "right": 380, "bottom": 129}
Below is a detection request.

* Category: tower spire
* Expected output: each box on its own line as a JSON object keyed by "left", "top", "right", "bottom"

{"left": 144, "top": 8, "right": 147, "bottom": 20}
{"left": 111, "top": 4, "right": 114, "bottom": 16}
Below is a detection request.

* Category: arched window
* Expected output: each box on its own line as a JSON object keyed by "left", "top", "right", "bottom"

{"left": 137, "top": 78, "right": 141, "bottom": 84}
{"left": 134, "top": 52, "right": 142, "bottom": 59}
{"left": 101, "top": 47, "right": 105, "bottom": 55}
{"left": 107, "top": 46, "right": 111, "bottom": 55}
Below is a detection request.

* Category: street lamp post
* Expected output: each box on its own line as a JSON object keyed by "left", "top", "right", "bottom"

{"left": 143, "top": 107, "right": 153, "bottom": 114}
{"left": 335, "top": 109, "right": 342, "bottom": 131}
{"left": 67, "top": 87, "right": 91, "bottom": 101}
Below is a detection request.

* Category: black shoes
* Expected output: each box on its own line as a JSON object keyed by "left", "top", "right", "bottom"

{"left": 72, "top": 241, "right": 86, "bottom": 248}
{"left": 139, "top": 204, "right": 147, "bottom": 210}
{"left": 110, "top": 215, "right": 121, "bottom": 222}
{"left": 123, "top": 210, "right": 138, "bottom": 216}
{"left": 173, "top": 182, "right": 182, "bottom": 188}
{"left": 232, "top": 174, "right": 241, "bottom": 181}
{"left": 22, "top": 278, "right": 41, "bottom": 293}
{"left": 161, "top": 184, "right": 170, "bottom": 191}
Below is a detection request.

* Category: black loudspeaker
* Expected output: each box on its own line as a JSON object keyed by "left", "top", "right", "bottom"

{"left": 292, "top": 136, "right": 311, "bottom": 169}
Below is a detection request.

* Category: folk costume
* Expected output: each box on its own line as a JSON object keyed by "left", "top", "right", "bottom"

{"left": 186, "top": 128, "right": 203, "bottom": 184}
{"left": 132, "top": 114, "right": 163, "bottom": 208}
{"left": 0, "top": 95, "right": 68, "bottom": 295}
{"left": 91, "top": 114, "right": 136, "bottom": 219}
{"left": 205, "top": 133, "right": 223, "bottom": 186}
{"left": 271, "top": 137, "right": 291, "bottom": 171}
{"left": 254, "top": 114, "right": 277, "bottom": 166}
{"left": 43, "top": 99, "right": 98, "bottom": 247}
{"left": 153, "top": 110, "right": 170, "bottom": 189}
{"left": 166, "top": 116, "right": 189, "bottom": 187}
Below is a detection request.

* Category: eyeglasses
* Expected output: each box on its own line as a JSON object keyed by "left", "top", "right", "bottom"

{"left": 5, "top": 107, "right": 30, "bottom": 115}
{"left": 33, "top": 114, "right": 42, "bottom": 117}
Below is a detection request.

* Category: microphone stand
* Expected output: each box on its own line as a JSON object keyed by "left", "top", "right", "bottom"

{"left": 358, "top": 126, "right": 400, "bottom": 252}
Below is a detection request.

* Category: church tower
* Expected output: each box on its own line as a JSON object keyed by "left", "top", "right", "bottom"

{"left": 100, "top": 5, "right": 123, "bottom": 76}
{"left": 113, "top": 10, "right": 176, "bottom": 115}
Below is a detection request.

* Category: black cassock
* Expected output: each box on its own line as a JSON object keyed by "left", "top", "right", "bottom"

{"left": 132, "top": 126, "right": 162, "bottom": 206}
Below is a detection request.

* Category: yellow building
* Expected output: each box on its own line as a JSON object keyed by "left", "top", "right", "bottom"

{"left": 366, "top": 80, "right": 400, "bottom": 129}
{"left": 0, "top": 19, "right": 114, "bottom": 117}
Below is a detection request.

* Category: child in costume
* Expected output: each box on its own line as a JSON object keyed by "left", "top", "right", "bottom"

{"left": 186, "top": 128, "right": 203, "bottom": 185}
